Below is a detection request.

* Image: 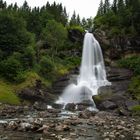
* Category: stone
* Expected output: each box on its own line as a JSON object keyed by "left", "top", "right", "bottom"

{"left": 19, "top": 122, "right": 33, "bottom": 131}
{"left": 55, "top": 125, "right": 64, "bottom": 132}
{"left": 37, "top": 125, "right": 49, "bottom": 132}
{"left": 116, "top": 125, "right": 124, "bottom": 130}
{"left": 7, "top": 121, "right": 18, "bottom": 130}
{"left": 125, "top": 100, "right": 139, "bottom": 111}
{"left": 63, "top": 125, "right": 70, "bottom": 131}
{"left": 65, "top": 103, "right": 76, "bottom": 111}
{"left": 33, "top": 102, "right": 48, "bottom": 111}
{"left": 134, "top": 131, "right": 140, "bottom": 137}
{"left": 118, "top": 107, "right": 130, "bottom": 116}
{"left": 101, "top": 101, "right": 117, "bottom": 110}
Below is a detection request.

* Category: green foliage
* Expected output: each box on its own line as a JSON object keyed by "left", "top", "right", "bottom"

{"left": 67, "top": 25, "right": 84, "bottom": 33}
{"left": 95, "top": 0, "right": 140, "bottom": 36}
{"left": 0, "top": 13, "right": 34, "bottom": 57}
{"left": 0, "top": 56, "right": 24, "bottom": 82}
{"left": 22, "top": 45, "right": 36, "bottom": 69}
{"left": 129, "top": 76, "right": 140, "bottom": 102}
{"left": 131, "top": 105, "right": 140, "bottom": 116}
{"left": 42, "top": 20, "right": 67, "bottom": 52}
{"left": 39, "top": 56, "right": 54, "bottom": 77}
{"left": 118, "top": 56, "right": 140, "bottom": 75}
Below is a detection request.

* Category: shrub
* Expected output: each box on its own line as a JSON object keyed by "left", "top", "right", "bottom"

{"left": 129, "top": 76, "right": 140, "bottom": 102}
{"left": 39, "top": 56, "right": 54, "bottom": 78}
{"left": 0, "top": 56, "right": 24, "bottom": 82}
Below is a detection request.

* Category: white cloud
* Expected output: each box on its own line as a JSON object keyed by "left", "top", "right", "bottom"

{"left": 5, "top": 0, "right": 102, "bottom": 18}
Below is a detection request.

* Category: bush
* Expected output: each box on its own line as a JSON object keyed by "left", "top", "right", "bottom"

{"left": 129, "top": 76, "right": 140, "bottom": 102}
{"left": 132, "top": 105, "right": 140, "bottom": 116}
{"left": 0, "top": 56, "right": 24, "bottom": 82}
{"left": 39, "top": 56, "right": 54, "bottom": 78}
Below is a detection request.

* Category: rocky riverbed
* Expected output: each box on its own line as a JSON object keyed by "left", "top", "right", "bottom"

{"left": 0, "top": 104, "right": 140, "bottom": 140}
{"left": 0, "top": 67, "right": 139, "bottom": 140}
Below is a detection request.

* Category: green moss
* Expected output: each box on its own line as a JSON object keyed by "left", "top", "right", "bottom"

{"left": 13, "top": 71, "right": 50, "bottom": 92}
{"left": 132, "top": 105, "right": 140, "bottom": 116}
{"left": 0, "top": 81, "right": 20, "bottom": 105}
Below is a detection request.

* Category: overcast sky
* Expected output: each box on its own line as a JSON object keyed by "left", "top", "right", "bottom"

{"left": 5, "top": 0, "right": 104, "bottom": 18}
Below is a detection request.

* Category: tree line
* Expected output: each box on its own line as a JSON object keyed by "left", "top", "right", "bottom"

{"left": 95, "top": 0, "right": 140, "bottom": 37}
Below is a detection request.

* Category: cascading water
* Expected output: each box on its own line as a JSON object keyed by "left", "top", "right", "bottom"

{"left": 56, "top": 32, "right": 111, "bottom": 108}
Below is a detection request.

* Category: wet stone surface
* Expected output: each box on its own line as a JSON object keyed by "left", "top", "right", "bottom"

{"left": 0, "top": 105, "right": 101, "bottom": 140}
{"left": 0, "top": 105, "right": 140, "bottom": 140}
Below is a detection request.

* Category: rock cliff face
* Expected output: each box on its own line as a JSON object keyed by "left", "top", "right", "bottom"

{"left": 67, "top": 28, "right": 140, "bottom": 60}
{"left": 94, "top": 29, "right": 140, "bottom": 59}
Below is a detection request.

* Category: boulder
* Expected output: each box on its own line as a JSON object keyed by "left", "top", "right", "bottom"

{"left": 33, "top": 102, "right": 48, "bottom": 111}
{"left": 65, "top": 103, "right": 76, "bottom": 111}
{"left": 100, "top": 100, "right": 117, "bottom": 110}
{"left": 125, "top": 100, "right": 139, "bottom": 111}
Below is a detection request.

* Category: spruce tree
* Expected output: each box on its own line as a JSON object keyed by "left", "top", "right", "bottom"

{"left": 104, "top": 0, "right": 110, "bottom": 13}
{"left": 118, "top": 0, "right": 125, "bottom": 13}
{"left": 97, "top": 0, "right": 104, "bottom": 16}
{"left": 112, "top": 0, "right": 118, "bottom": 13}
{"left": 70, "top": 11, "right": 77, "bottom": 26}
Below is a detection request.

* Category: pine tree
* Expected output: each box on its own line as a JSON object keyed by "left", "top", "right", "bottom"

{"left": 81, "top": 18, "right": 87, "bottom": 28}
{"left": 104, "top": 0, "right": 110, "bottom": 13}
{"left": 76, "top": 14, "right": 81, "bottom": 25}
{"left": 13, "top": 2, "right": 18, "bottom": 11}
{"left": 21, "top": 1, "right": 30, "bottom": 11}
{"left": 112, "top": 0, "right": 118, "bottom": 13}
{"left": 97, "top": 0, "right": 104, "bottom": 16}
{"left": 70, "top": 11, "right": 77, "bottom": 26}
{"left": 118, "top": 0, "right": 125, "bottom": 13}
{"left": 0, "top": 0, "right": 6, "bottom": 9}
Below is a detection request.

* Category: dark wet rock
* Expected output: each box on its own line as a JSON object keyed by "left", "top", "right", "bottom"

{"left": 76, "top": 104, "right": 87, "bottom": 111}
{"left": 125, "top": 100, "right": 139, "bottom": 111}
{"left": 100, "top": 100, "right": 117, "bottom": 110}
{"left": 18, "top": 80, "right": 56, "bottom": 104}
{"left": 52, "top": 103, "right": 63, "bottom": 109}
{"left": 65, "top": 103, "right": 76, "bottom": 111}
{"left": 79, "top": 100, "right": 95, "bottom": 106}
{"left": 33, "top": 102, "right": 48, "bottom": 111}
{"left": 68, "top": 28, "right": 84, "bottom": 43}
{"left": 107, "top": 67, "right": 133, "bottom": 81}
{"left": 47, "top": 108, "right": 61, "bottom": 114}
{"left": 52, "top": 75, "right": 70, "bottom": 95}
{"left": 78, "top": 110, "right": 96, "bottom": 119}
{"left": 117, "top": 107, "right": 130, "bottom": 116}
{"left": 18, "top": 88, "right": 44, "bottom": 102}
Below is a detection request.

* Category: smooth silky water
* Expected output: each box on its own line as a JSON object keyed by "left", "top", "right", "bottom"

{"left": 56, "top": 32, "right": 111, "bottom": 109}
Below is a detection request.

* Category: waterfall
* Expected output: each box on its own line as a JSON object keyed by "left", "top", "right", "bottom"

{"left": 56, "top": 32, "right": 111, "bottom": 107}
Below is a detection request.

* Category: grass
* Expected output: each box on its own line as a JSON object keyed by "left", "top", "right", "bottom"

{"left": 128, "top": 76, "right": 140, "bottom": 102}
{"left": 0, "top": 71, "right": 51, "bottom": 105}
{"left": 132, "top": 105, "right": 140, "bottom": 116}
{"left": 0, "top": 80, "right": 20, "bottom": 105}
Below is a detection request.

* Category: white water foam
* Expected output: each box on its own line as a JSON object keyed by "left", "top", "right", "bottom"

{"left": 56, "top": 32, "right": 111, "bottom": 107}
